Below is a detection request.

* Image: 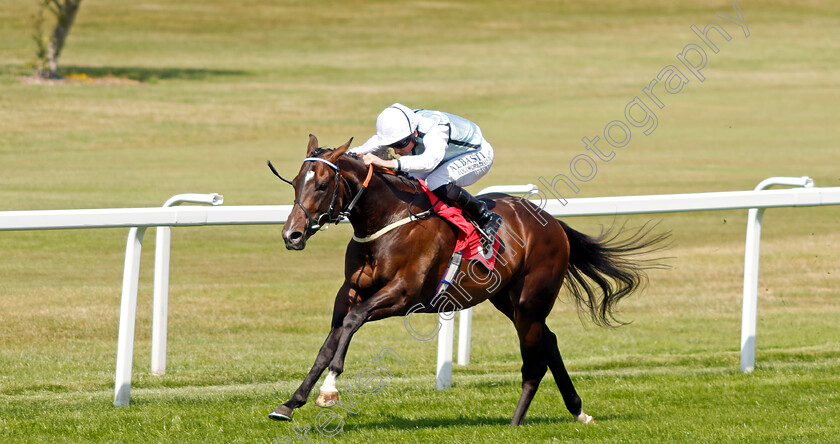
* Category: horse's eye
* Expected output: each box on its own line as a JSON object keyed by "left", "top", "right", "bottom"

{"left": 316, "top": 182, "right": 328, "bottom": 191}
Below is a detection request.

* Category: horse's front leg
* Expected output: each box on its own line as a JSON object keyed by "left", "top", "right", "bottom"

{"left": 316, "top": 284, "right": 409, "bottom": 407}
{"left": 268, "top": 284, "right": 352, "bottom": 421}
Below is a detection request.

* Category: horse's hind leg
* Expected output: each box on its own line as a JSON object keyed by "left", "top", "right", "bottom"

{"left": 490, "top": 289, "right": 550, "bottom": 426}
{"left": 543, "top": 325, "right": 594, "bottom": 424}
{"left": 510, "top": 313, "right": 550, "bottom": 426}
{"left": 491, "top": 287, "right": 578, "bottom": 426}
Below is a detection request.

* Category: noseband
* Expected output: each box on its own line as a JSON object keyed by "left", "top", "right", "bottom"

{"left": 267, "top": 157, "right": 372, "bottom": 234}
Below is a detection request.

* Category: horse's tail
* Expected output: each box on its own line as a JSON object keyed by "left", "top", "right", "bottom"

{"left": 558, "top": 220, "right": 670, "bottom": 328}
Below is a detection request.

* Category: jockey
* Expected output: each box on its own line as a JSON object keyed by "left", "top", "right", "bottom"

{"left": 349, "top": 103, "right": 503, "bottom": 246}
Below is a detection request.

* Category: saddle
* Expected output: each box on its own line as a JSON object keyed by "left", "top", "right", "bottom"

{"left": 417, "top": 180, "right": 500, "bottom": 271}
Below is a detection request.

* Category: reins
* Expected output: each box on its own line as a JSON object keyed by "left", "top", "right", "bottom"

{"left": 344, "top": 163, "right": 373, "bottom": 215}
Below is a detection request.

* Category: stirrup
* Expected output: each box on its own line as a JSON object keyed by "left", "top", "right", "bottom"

{"left": 477, "top": 212, "right": 503, "bottom": 248}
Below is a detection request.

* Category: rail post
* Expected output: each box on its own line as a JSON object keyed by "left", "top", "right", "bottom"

{"left": 114, "top": 227, "right": 147, "bottom": 407}
{"left": 151, "top": 194, "right": 223, "bottom": 376}
{"left": 740, "top": 177, "right": 813, "bottom": 373}
{"left": 114, "top": 193, "right": 222, "bottom": 406}
{"left": 436, "top": 312, "right": 455, "bottom": 390}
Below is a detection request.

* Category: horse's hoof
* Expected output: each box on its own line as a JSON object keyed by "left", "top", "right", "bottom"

{"left": 316, "top": 390, "right": 338, "bottom": 407}
{"left": 268, "top": 405, "right": 294, "bottom": 421}
{"left": 576, "top": 412, "right": 595, "bottom": 424}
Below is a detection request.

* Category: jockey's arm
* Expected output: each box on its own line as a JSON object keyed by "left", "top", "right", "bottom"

{"left": 350, "top": 136, "right": 396, "bottom": 170}
{"left": 348, "top": 135, "right": 389, "bottom": 156}
{"left": 362, "top": 154, "right": 397, "bottom": 170}
{"left": 395, "top": 122, "right": 448, "bottom": 173}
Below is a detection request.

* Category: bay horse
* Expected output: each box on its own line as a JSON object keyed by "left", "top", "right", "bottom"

{"left": 267, "top": 135, "right": 667, "bottom": 426}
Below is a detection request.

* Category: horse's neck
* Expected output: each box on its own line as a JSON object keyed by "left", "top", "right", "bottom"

{"left": 345, "top": 163, "right": 424, "bottom": 237}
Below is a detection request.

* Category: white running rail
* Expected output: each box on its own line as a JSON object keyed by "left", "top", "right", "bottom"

{"left": 2, "top": 178, "right": 839, "bottom": 405}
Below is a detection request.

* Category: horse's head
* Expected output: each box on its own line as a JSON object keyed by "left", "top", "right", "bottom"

{"left": 275, "top": 134, "right": 353, "bottom": 250}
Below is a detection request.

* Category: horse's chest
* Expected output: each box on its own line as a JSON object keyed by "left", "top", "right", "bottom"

{"left": 348, "top": 265, "right": 375, "bottom": 289}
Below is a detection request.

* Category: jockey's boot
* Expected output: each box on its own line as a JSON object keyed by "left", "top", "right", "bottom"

{"left": 433, "top": 183, "right": 504, "bottom": 247}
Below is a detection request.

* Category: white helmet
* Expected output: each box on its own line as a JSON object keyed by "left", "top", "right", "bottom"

{"left": 375, "top": 103, "right": 417, "bottom": 146}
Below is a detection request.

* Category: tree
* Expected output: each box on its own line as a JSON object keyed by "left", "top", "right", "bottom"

{"left": 32, "top": 0, "right": 83, "bottom": 79}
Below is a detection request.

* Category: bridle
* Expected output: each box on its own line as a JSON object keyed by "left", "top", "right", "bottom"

{"left": 267, "top": 156, "right": 373, "bottom": 234}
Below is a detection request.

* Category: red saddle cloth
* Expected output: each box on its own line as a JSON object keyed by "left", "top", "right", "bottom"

{"left": 418, "top": 180, "right": 500, "bottom": 271}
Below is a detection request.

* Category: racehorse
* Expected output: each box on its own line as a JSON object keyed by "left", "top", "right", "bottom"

{"left": 267, "top": 135, "right": 667, "bottom": 426}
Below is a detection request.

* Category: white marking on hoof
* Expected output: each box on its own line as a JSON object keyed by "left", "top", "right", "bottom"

{"left": 316, "top": 371, "right": 339, "bottom": 406}
{"left": 321, "top": 371, "right": 338, "bottom": 392}
{"left": 316, "top": 390, "right": 339, "bottom": 407}
{"left": 576, "top": 412, "right": 595, "bottom": 424}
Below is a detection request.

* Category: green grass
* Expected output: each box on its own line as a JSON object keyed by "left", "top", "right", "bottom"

{"left": 2, "top": 0, "right": 839, "bottom": 442}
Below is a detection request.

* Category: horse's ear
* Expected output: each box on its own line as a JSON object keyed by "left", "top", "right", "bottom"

{"left": 306, "top": 134, "right": 319, "bottom": 156}
{"left": 330, "top": 137, "right": 353, "bottom": 160}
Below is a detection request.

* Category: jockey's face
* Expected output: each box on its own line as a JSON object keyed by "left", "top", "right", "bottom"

{"left": 392, "top": 131, "right": 417, "bottom": 155}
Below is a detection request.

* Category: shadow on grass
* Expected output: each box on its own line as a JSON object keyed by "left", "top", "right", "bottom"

{"left": 57, "top": 65, "right": 250, "bottom": 82}
{"left": 345, "top": 411, "right": 642, "bottom": 431}
{"left": 348, "top": 414, "right": 515, "bottom": 430}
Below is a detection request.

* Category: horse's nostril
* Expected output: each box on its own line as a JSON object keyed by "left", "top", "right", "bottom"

{"left": 289, "top": 231, "right": 303, "bottom": 241}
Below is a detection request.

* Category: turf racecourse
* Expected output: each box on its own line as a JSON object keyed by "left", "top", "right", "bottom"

{"left": 1, "top": 0, "right": 839, "bottom": 442}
